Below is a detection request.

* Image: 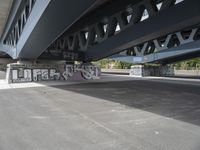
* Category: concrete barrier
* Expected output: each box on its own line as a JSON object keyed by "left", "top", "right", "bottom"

{"left": 174, "top": 70, "right": 200, "bottom": 76}
{"left": 102, "top": 68, "right": 200, "bottom": 77}
{"left": 101, "top": 69, "right": 130, "bottom": 75}
{"left": 6, "top": 63, "right": 101, "bottom": 83}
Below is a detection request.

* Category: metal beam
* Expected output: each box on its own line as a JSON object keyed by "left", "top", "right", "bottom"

{"left": 16, "top": 0, "right": 100, "bottom": 59}
{"left": 85, "top": 0, "right": 200, "bottom": 61}
{"left": 0, "top": 0, "right": 24, "bottom": 42}
{"left": 0, "top": 44, "right": 15, "bottom": 58}
{"left": 0, "top": 0, "right": 13, "bottom": 38}
{"left": 111, "top": 40, "right": 200, "bottom": 64}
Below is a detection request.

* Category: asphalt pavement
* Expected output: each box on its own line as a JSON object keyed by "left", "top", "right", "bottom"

{"left": 0, "top": 74, "right": 200, "bottom": 150}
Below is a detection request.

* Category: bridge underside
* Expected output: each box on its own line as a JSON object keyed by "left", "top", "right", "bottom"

{"left": 0, "top": 0, "right": 105, "bottom": 59}
{"left": 112, "top": 25, "right": 200, "bottom": 64}
{"left": 0, "top": 0, "right": 13, "bottom": 37}
{"left": 0, "top": 0, "right": 200, "bottom": 65}
{"left": 112, "top": 48, "right": 200, "bottom": 65}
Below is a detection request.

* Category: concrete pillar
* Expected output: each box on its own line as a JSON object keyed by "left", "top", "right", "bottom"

{"left": 6, "top": 62, "right": 101, "bottom": 84}
{"left": 159, "top": 65, "right": 175, "bottom": 76}
{"left": 129, "top": 64, "right": 174, "bottom": 77}
{"left": 129, "top": 65, "right": 145, "bottom": 77}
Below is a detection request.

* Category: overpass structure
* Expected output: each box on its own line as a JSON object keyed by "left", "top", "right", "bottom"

{"left": 0, "top": 0, "right": 199, "bottom": 82}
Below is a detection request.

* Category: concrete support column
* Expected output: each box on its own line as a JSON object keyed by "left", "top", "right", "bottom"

{"left": 6, "top": 62, "right": 101, "bottom": 84}
{"left": 129, "top": 65, "right": 145, "bottom": 77}
{"left": 159, "top": 65, "right": 175, "bottom": 76}
{"left": 129, "top": 64, "right": 174, "bottom": 77}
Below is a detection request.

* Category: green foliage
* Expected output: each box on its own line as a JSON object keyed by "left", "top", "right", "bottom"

{"left": 94, "top": 58, "right": 200, "bottom": 70}
{"left": 93, "top": 59, "right": 132, "bottom": 69}
{"left": 174, "top": 58, "right": 200, "bottom": 70}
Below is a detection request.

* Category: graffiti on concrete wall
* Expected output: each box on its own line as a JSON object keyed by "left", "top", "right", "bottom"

{"left": 7, "top": 63, "right": 100, "bottom": 83}
{"left": 62, "top": 64, "right": 100, "bottom": 80}
{"left": 11, "top": 68, "right": 60, "bottom": 83}
{"left": 12, "top": 69, "right": 32, "bottom": 82}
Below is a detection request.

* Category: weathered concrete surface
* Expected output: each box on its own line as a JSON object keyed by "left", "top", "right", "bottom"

{"left": 102, "top": 69, "right": 200, "bottom": 77}
{"left": 0, "top": 0, "right": 12, "bottom": 36}
{"left": 175, "top": 70, "right": 200, "bottom": 76}
{"left": 0, "top": 71, "right": 6, "bottom": 79}
{"left": 0, "top": 75, "right": 200, "bottom": 150}
{"left": 102, "top": 69, "right": 130, "bottom": 75}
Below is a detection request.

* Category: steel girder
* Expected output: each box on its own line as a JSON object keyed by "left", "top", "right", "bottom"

{"left": 1, "top": 0, "right": 26, "bottom": 42}
{"left": 112, "top": 40, "right": 200, "bottom": 64}
{"left": 123, "top": 26, "right": 200, "bottom": 57}
{"left": 0, "top": 0, "right": 46, "bottom": 59}
{"left": 84, "top": 0, "right": 200, "bottom": 61}
{"left": 0, "top": 44, "right": 15, "bottom": 57}
{"left": 1, "top": 0, "right": 101, "bottom": 59}
{"left": 111, "top": 24, "right": 200, "bottom": 64}
{"left": 111, "top": 21, "right": 200, "bottom": 64}
{"left": 48, "top": 0, "right": 200, "bottom": 62}
{"left": 1, "top": 0, "right": 200, "bottom": 64}
{"left": 2, "top": 0, "right": 36, "bottom": 46}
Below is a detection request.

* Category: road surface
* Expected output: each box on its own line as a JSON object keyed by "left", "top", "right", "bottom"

{"left": 0, "top": 74, "right": 200, "bottom": 150}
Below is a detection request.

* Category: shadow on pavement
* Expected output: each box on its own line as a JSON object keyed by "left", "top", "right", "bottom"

{"left": 53, "top": 79, "right": 200, "bottom": 127}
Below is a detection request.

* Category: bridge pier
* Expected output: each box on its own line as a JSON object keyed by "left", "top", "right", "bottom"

{"left": 6, "top": 62, "right": 101, "bottom": 84}
{"left": 129, "top": 65, "right": 174, "bottom": 77}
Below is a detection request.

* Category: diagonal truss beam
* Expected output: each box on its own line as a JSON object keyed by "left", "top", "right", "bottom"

{"left": 84, "top": 0, "right": 200, "bottom": 61}
{"left": 111, "top": 40, "right": 200, "bottom": 64}
{"left": 0, "top": 44, "right": 16, "bottom": 57}
{"left": 16, "top": 0, "right": 101, "bottom": 59}
{"left": 1, "top": 0, "right": 101, "bottom": 59}
{"left": 124, "top": 27, "right": 199, "bottom": 57}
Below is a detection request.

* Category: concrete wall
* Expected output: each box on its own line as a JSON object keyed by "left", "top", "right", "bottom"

{"left": 101, "top": 69, "right": 130, "bottom": 74}
{"left": 174, "top": 70, "right": 200, "bottom": 76}
{"left": 102, "top": 69, "right": 200, "bottom": 77}
{"left": 6, "top": 63, "right": 100, "bottom": 83}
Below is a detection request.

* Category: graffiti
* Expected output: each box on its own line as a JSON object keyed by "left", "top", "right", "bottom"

{"left": 24, "top": 69, "right": 32, "bottom": 82}
{"left": 50, "top": 69, "right": 60, "bottom": 80}
{"left": 80, "top": 65, "right": 100, "bottom": 80}
{"left": 62, "top": 64, "right": 100, "bottom": 80}
{"left": 7, "top": 63, "right": 100, "bottom": 83}
{"left": 33, "top": 69, "right": 49, "bottom": 81}
{"left": 12, "top": 69, "right": 32, "bottom": 82}
{"left": 62, "top": 65, "right": 74, "bottom": 80}
{"left": 160, "top": 66, "right": 174, "bottom": 76}
{"left": 129, "top": 65, "right": 175, "bottom": 77}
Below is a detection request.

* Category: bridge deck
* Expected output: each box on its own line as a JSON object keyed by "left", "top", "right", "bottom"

{"left": 0, "top": 0, "right": 12, "bottom": 37}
